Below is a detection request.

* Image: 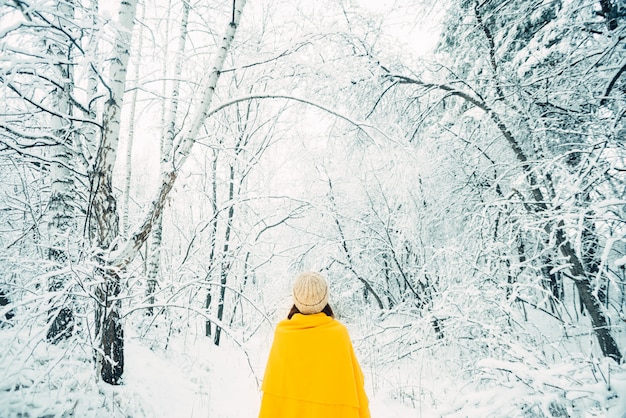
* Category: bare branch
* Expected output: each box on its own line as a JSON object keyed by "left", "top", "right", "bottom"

{"left": 206, "top": 93, "right": 396, "bottom": 144}
{"left": 601, "top": 60, "right": 626, "bottom": 105}
{"left": 0, "top": 77, "right": 102, "bottom": 128}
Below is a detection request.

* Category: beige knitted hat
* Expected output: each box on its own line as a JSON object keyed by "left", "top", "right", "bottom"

{"left": 292, "top": 271, "right": 329, "bottom": 314}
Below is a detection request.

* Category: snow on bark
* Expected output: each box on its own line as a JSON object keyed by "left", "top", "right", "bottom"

{"left": 90, "top": 0, "right": 139, "bottom": 385}
{"left": 120, "top": 2, "right": 145, "bottom": 236}
{"left": 89, "top": 0, "right": 246, "bottom": 383}
{"left": 146, "top": 0, "right": 190, "bottom": 316}
{"left": 45, "top": 0, "right": 77, "bottom": 344}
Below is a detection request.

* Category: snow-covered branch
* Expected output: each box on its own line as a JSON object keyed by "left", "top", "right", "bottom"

{"left": 110, "top": 0, "right": 248, "bottom": 269}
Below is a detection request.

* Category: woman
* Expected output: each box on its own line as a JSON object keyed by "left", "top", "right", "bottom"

{"left": 259, "top": 271, "right": 370, "bottom": 418}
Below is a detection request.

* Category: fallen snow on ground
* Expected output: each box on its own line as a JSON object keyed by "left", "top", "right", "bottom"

{"left": 120, "top": 335, "right": 428, "bottom": 418}
{"left": 1, "top": 322, "right": 626, "bottom": 417}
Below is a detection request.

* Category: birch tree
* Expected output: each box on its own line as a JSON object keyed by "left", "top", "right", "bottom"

{"left": 2, "top": 0, "right": 249, "bottom": 384}
{"left": 89, "top": 0, "right": 247, "bottom": 384}
{"left": 145, "top": 0, "right": 190, "bottom": 316}
{"left": 88, "top": 0, "right": 139, "bottom": 385}
{"left": 44, "top": 0, "right": 78, "bottom": 343}
{"left": 0, "top": 0, "right": 103, "bottom": 341}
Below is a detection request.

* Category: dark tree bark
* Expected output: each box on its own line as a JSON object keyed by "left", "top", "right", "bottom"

{"left": 558, "top": 230, "right": 622, "bottom": 362}
{"left": 598, "top": 0, "right": 619, "bottom": 30}
{"left": 95, "top": 270, "right": 124, "bottom": 384}
{"left": 0, "top": 289, "right": 15, "bottom": 326}
{"left": 214, "top": 165, "right": 235, "bottom": 347}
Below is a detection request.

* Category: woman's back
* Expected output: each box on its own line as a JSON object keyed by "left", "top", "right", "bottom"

{"left": 258, "top": 272, "right": 370, "bottom": 418}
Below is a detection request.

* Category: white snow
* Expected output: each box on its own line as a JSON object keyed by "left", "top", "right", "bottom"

{"left": 1, "top": 303, "right": 625, "bottom": 418}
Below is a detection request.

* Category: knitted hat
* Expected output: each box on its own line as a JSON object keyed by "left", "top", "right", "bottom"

{"left": 292, "top": 271, "right": 329, "bottom": 314}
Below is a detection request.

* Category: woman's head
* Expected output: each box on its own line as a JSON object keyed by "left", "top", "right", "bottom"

{"left": 291, "top": 271, "right": 330, "bottom": 315}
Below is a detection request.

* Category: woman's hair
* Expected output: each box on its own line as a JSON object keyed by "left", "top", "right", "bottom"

{"left": 288, "top": 303, "right": 334, "bottom": 319}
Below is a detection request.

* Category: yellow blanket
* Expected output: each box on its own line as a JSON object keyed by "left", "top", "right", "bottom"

{"left": 259, "top": 313, "right": 370, "bottom": 418}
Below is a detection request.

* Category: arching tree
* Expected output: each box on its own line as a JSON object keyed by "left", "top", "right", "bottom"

{"left": 366, "top": 0, "right": 625, "bottom": 361}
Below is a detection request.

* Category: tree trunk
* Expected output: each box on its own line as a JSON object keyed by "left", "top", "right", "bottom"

{"left": 146, "top": 0, "right": 190, "bottom": 316}
{"left": 90, "top": 0, "right": 138, "bottom": 385}
{"left": 205, "top": 152, "right": 219, "bottom": 337}
{"left": 87, "top": 0, "right": 246, "bottom": 382}
{"left": 0, "top": 289, "right": 15, "bottom": 326}
{"left": 598, "top": 0, "right": 619, "bottom": 30}
{"left": 120, "top": 3, "right": 145, "bottom": 236}
{"left": 214, "top": 164, "right": 235, "bottom": 346}
{"left": 109, "top": 0, "right": 247, "bottom": 270}
{"left": 46, "top": 0, "right": 76, "bottom": 343}
{"left": 558, "top": 229, "right": 622, "bottom": 362}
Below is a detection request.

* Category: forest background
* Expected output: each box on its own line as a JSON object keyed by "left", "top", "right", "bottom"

{"left": 0, "top": 0, "right": 625, "bottom": 416}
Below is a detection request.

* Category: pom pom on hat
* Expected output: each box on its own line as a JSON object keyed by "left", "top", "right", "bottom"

{"left": 292, "top": 271, "right": 328, "bottom": 314}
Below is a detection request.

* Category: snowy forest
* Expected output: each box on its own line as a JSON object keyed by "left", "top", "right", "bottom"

{"left": 0, "top": 0, "right": 625, "bottom": 416}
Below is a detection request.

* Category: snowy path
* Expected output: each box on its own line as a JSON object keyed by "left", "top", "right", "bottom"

{"left": 118, "top": 335, "right": 626, "bottom": 418}
{"left": 123, "top": 340, "right": 260, "bottom": 417}
{"left": 120, "top": 338, "right": 424, "bottom": 418}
